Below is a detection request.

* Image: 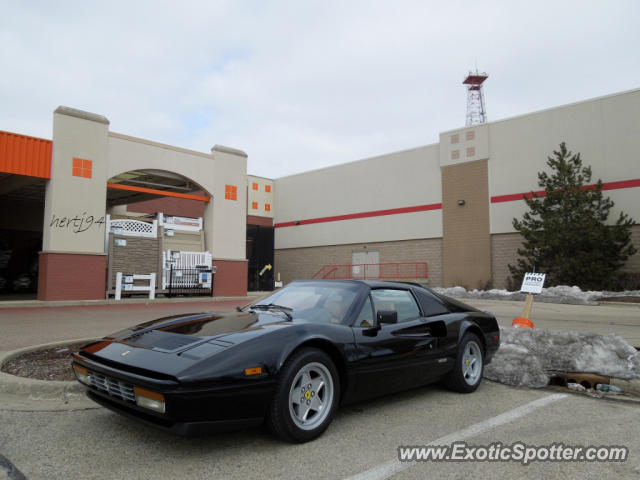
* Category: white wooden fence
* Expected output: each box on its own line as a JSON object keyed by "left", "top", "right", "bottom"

{"left": 115, "top": 272, "right": 156, "bottom": 300}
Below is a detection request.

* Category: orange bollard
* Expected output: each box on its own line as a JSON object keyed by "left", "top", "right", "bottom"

{"left": 512, "top": 293, "right": 535, "bottom": 328}
{"left": 512, "top": 317, "right": 534, "bottom": 328}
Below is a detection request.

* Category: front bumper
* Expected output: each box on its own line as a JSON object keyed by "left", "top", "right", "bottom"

{"left": 87, "top": 391, "right": 263, "bottom": 435}
{"left": 73, "top": 354, "right": 276, "bottom": 436}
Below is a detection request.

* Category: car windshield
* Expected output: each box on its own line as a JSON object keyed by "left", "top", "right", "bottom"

{"left": 251, "top": 283, "right": 360, "bottom": 324}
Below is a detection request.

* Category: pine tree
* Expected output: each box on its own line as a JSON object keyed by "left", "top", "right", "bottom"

{"left": 508, "top": 142, "right": 636, "bottom": 290}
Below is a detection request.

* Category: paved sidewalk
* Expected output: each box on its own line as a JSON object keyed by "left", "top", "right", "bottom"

{"left": 0, "top": 293, "right": 268, "bottom": 309}
{"left": 0, "top": 298, "right": 257, "bottom": 351}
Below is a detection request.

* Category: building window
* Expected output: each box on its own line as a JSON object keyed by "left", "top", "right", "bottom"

{"left": 225, "top": 184, "right": 237, "bottom": 200}
{"left": 265, "top": 185, "right": 271, "bottom": 193}
{"left": 466, "top": 131, "right": 475, "bottom": 141}
{"left": 466, "top": 146, "right": 476, "bottom": 157}
{"left": 252, "top": 182, "right": 258, "bottom": 190}
{"left": 265, "top": 203, "right": 271, "bottom": 212}
{"left": 451, "top": 134, "right": 459, "bottom": 144}
{"left": 72, "top": 157, "right": 92, "bottom": 178}
{"left": 252, "top": 201, "right": 258, "bottom": 210}
{"left": 451, "top": 150, "right": 460, "bottom": 160}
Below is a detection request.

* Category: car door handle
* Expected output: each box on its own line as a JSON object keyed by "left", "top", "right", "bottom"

{"left": 391, "top": 332, "right": 433, "bottom": 338}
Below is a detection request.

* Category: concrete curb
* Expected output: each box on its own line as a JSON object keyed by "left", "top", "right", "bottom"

{"left": 610, "top": 378, "right": 640, "bottom": 396}
{"left": 549, "top": 371, "right": 640, "bottom": 397}
{"left": 0, "top": 293, "right": 264, "bottom": 309}
{"left": 0, "top": 337, "right": 99, "bottom": 401}
{"left": 2, "top": 336, "right": 639, "bottom": 407}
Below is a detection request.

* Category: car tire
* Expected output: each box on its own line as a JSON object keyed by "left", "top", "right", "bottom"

{"left": 266, "top": 348, "right": 340, "bottom": 443}
{"left": 444, "top": 332, "right": 484, "bottom": 393}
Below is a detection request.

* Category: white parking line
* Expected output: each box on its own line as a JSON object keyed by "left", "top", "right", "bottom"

{"left": 344, "top": 393, "right": 567, "bottom": 480}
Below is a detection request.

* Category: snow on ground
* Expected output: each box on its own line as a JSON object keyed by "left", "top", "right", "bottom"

{"left": 432, "top": 285, "right": 640, "bottom": 305}
{"left": 484, "top": 327, "right": 640, "bottom": 388}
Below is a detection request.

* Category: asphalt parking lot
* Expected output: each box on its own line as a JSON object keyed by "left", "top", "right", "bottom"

{"left": 1, "top": 298, "right": 639, "bottom": 479}
{"left": 1, "top": 381, "right": 638, "bottom": 479}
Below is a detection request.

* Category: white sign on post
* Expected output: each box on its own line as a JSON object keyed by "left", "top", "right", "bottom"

{"left": 520, "top": 273, "right": 546, "bottom": 294}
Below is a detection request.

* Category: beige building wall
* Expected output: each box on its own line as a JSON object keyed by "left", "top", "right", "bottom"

{"left": 274, "top": 144, "right": 442, "bottom": 249}
{"left": 439, "top": 124, "right": 489, "bottom": 167}
{"left": 247, "top": 175, "right": 274, "bottom": 218}
{"left": 274, "top": 238, "right": 442, "bottom": 286}
{"left": 274, "top": 88, "right": 640, "bottom": 290}
{"left": 43, "top": 107, "right": 110, "bottom": 254}
{"left": 441, "top": 160, "right": 491, "bottom": 289}
{"left": 106, "top": 135, "right": 247, "bottom": 261}
{"left": 488, "top": 88, "right": 640, "bottom": 234}
{"left": 207, "top": 146, "right": 248, "bottom": 261}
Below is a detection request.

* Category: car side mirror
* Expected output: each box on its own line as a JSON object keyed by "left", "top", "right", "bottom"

{"left": 376, "top": 310, "right": 397, "bottom": 325}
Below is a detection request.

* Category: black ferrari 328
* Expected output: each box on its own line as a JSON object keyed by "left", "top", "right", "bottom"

{"left": 72, "top": 280, "right": 500, "bottom": 442}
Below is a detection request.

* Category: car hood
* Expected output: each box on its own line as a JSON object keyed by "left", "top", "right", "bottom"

{"left": 78, "top": 311, "right": 294, "bottom": 378}
{"left": 111, "top": 310, "right": 293, "bottom": 346}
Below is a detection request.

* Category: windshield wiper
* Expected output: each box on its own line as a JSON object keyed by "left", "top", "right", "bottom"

{"left": 249, "top": 303, "right": 293, "bottom": 320}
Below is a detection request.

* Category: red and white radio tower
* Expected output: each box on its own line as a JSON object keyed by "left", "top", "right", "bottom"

{"left": 463, "top": 70, "right": 488, "bottom": 126}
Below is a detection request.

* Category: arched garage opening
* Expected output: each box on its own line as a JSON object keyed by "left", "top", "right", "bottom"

{"left": 105, "top": 169, "right": 213, "bottom": 297}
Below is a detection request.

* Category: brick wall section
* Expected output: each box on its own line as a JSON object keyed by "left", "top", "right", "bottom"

{"left": 107, "top": 234, "right": 160, "bottom": 291}
{"left": 491, "top": 233, "right": 523, "bottom": 289}
{"left": 490, "top": 225, "right": 640, "bottom": 289}
{"left": 127, "top": 192, "right": 206, "bottom": 218}
{"left": 274, "top": 238, "right": 443, "bottom": 286}
{"left": 212, "top": 259, "right": 248, "bottom": 296}
{"left": 625, "top": 224, "right": 640, "bottom": 273}
{"left": 38, "top": 253, "right": 106, "bottom": 300}
{"left": 442, "top": 159, "right": 491, "bottom": 289}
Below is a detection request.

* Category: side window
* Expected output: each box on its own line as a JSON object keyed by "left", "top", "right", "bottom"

{"left": 414, "top": 289, "right": 450, "bottom": 317}
{"left": 371, "top": 289, "right": 420, "bottom": 323}
{"left": 354, "top": 296, "right": 374, "bottom": 327}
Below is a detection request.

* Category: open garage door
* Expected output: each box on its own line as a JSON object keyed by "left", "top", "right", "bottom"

{"left": 0, "top": 131, "right": 51, "bottom": 300}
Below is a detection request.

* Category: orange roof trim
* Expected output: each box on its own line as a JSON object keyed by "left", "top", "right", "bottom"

{"left": 107, "top": 183, "right": 211, "bottom": 202}
{"left": 0, "top": 130, "right": 52, "bottom": 179}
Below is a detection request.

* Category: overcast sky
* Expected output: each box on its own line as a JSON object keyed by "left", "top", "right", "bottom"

{"left": 1, "top": 1, "right": 638, "bottom": 178}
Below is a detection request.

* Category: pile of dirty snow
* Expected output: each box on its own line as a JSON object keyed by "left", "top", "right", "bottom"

{"left": 433, "top": 285, "right": 640, "bottom": 305}
{"left": 484, "top": 327, "right": 640, "bottom": 388}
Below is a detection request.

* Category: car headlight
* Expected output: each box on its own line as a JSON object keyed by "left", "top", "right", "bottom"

{"left": 73, "top": 365, "right": 91, "bottom": 386}
{"left": 133, "top": 387, "right": 166, "bottom": 413}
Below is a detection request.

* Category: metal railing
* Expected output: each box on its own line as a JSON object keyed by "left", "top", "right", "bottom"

{"left": 312, "top": 262, "right": 428, "bottom": 281}
{"left": 166, "top": 266, "right": 214, "bottom": 297}
{"left": 162, "top": 250, "right": 213, "bottom": 289}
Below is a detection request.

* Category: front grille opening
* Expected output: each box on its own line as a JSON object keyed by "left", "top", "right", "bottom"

{"left": 90, "top": 371, "right": 136, "bottom": 403}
